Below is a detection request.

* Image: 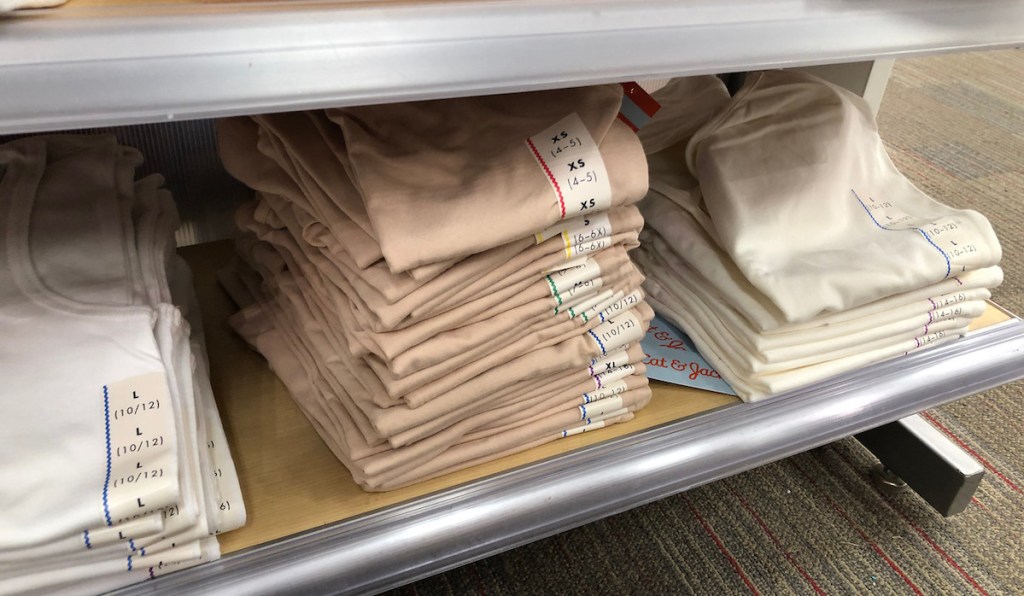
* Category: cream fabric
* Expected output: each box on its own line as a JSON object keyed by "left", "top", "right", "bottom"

{"left": 637, "top": 71, "right": 1003, "bottom": 401}
{"left": 641, "top": 188, "right": 1003, "bottom": 333}
{"left": 685, "top": 70, "right": 1001, "bottom": 323}
{"left": 0, "top": 0, "right": 65, "bottom": 11}
{"left": 637, "top": 75, "right": 731, "bottom": 156}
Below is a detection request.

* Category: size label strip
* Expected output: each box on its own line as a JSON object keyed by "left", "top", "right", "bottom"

{"left": 852, "top": 189, "right": 987, "bottom": 278}
{"left": 589, "top": 310, "right": 646, "bottom": 355}
{"left": 103, "top": 372, "right": 179, "bottom": 526}
{"left": 526, "top": 112, "right": 613, "bottom": 220}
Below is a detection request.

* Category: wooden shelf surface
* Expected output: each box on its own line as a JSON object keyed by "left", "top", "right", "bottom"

{"left": 180, "top": 240, "right": 1012, "bottom": 555}
{"left": 182, "top": 241, "right": 739, "bottom": 554}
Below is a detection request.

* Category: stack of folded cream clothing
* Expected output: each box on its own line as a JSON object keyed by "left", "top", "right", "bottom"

{"left": 0, "top": 135, "right": 245, "bottom": 596}
{"left": 634, "top": 70, "right": 1003, "bottom": 402}
{"left": 216, "top": 85, "right": 657, "bottom": 491}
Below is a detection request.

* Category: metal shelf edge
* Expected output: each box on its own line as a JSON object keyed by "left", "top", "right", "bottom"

{"left": 2, "top": 0, "right": 1024, "bottom": 133}
{"left": 124, "top": 319, "right": 1024, "bottom": 595}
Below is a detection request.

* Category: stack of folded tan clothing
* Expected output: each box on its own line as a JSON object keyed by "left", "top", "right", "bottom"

{"left": 634, "top": 71, "right": 1003, "bottom": 401}
{"left": 216, "top": 85, "right": 656, "bottom": 491}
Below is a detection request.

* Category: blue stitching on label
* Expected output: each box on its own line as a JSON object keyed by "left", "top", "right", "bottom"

{"left": 583, "top": 392, "right": 591, "bottom": 404}
{"left": 129, "top": 538, "right": 137, "bottom": 552}
{"left": 851, "top": 189, "right": 951, "bottom": 278}
{"left": 141, "top": 547, "right": 147, "bottom": 557}
{"left": 580, "top": 404, "right": 588, "bottom": 420}
{"left": 102, "top": 385, "right": 113, "bottom": 527}
{"left": 127, "top": 555, "right": 133, "bottom": 572}
{"left": 916, "top": 229, "right": 952, "bottom": 278}
{"left": 588, "top": 329, "right": 606, "bottom": 355}
{"left": 148, "top": 567, "right": 156, "bottom": 580}
{"left": 83, "top": 530, "right": 92, "bottom": 550}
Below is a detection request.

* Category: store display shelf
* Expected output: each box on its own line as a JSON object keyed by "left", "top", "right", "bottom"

{"left": 111, "top": 241, "right": 1024, "bottom": 595}
{"left": 2, "top": 0, "right": 1024, "bottom": 133}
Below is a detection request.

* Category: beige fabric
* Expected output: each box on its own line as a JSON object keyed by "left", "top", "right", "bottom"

{"left": 217, "top": 117, "right": 386, "bottom": 270}
{"left": 238, "top": 195, "right": 641, "bottom": 356}
{"left": 252, "top": 116, "right": 458, "bottom": 283}
{"left": 244, "top": 236, "right": 651, "bottom": 420}
{"left": 637, "top": 75, "right": 731, "bottom": 155}
{"left": 365, "top": 271, "right": 645, "bottom": 398}
{"left": 218, "top": 88, "right": 656, "bottom": 491}
{"left": 232, "top": 301, "right": 648, "bottom": 491}
{"left": 239, "top": 194, "right": 644, "bottom": 337}
{"left": 328, "top": 85, "right": 649, "bottom": 271}
{"left": 0, "top": 0, "right": 65, "bottom": 11}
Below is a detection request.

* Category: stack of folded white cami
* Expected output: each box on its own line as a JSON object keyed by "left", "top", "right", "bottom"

{"left": 634, "top": 71, "right": 1003, "bottom": 401}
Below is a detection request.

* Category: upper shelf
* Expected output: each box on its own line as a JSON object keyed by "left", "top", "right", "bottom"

{"left": 2, "top": 0, "right": 1024, "bottom": 133}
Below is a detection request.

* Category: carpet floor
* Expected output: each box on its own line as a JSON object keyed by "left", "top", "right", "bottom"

{"left": 384, "top": 49, "right": 1024, "bottom": 595}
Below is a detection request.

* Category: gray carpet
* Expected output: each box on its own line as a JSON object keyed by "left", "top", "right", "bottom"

{"left": 385, "top": 49, "right": 1024, "bottom": 595}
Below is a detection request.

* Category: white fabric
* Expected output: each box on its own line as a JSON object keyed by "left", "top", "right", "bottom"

{"left": 637, "top": 75, "right": 731, "bottom": 155}
{"left": 641, "top": 188, "right": 1003, "bottom": 333}
{"left": 683, "top": 70, "right": 1001, "bottom": 323}
{"left": 0, "top": 0, "right": 65, "bottom": 11}
{"left": 634, "top": 72, "right": 1004, "bottom": 401}
{"left": 0, "top": 138, "right": 183, "bottom": 552}
{"left": 0, "top": 135, "right": 244, "bottom": 593}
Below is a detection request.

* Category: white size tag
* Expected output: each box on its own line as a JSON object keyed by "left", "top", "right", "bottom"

{"left": 916, "top": 328, "right": 950, "bottom": 348}
{"left": 930, "top": 304, "right": 967, "bottom": 322}
{"left": 536, "top": 211, "right": 613, "bottom": 245}
{"left": 85, "top": 513, "right": 164, "bottom": 549}
{"left": 561, "top": 419, "right": 607, "bottom": 438}
{"left": 578, "top": 395, "right": 625, "bottom": 420}
{"left": 567, "top": 236, "right": 610, "bottom": 260}
{"left": 563, "top": 288, "right": 611, "bottom": 315}
{"left": 589, "top": 310, "right": 645, "bottom": 354}
{"left": 566, "top": 289, "right": 618, "bottom": 322}
{"left": 526, "top": 112, "right": 613, "bottom": 220}
{"left": 852, "top": 190, "right": 987, "bottom": 277}
{"left": 543, "top": 255, "right": 590, "bottom": 274}
{"left": 929, "top": 289, "right": 973, "bottom": 310}
{"left": 545, "top": 257, "right": 602, "bottom": 295}
{"left": 547, "top": 262, "right": 604, "bottom": 315}
{"left": 590, "top": 348, "right": 630, "bottom": 376}
{"left": 104, "top": 372, "right": 180, "bottom": 525}
{"left": 594, "top": 289, "right": 643, "bottom": 324}
{"left": 535, "top": 212, "right": 614, "bottom": 261}
{"left": 593, "top": 364, "right": 636, "bottom": 391}
{"left": 582, "top": 379, "right": 629, "bottom": 404}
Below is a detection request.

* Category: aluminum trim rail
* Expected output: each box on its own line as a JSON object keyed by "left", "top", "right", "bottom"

{"left": 3, "top": 0, "right": 1024, "bottom": 133}
{"left": 124, "top": 319, "right": 1024, "bottom": 595}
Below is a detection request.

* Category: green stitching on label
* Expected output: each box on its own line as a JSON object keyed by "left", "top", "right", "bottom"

{"left": 546, "top": 274, "right": 563, "bottom": 313}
